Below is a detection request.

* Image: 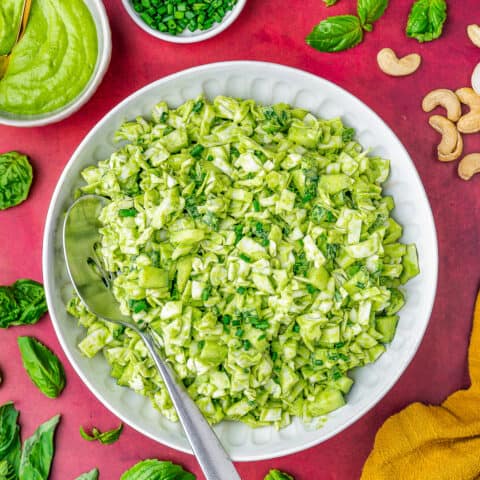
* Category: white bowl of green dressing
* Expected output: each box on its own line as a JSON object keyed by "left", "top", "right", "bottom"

{"left": 0, "top": 0, "right": 111, "bottom": 128}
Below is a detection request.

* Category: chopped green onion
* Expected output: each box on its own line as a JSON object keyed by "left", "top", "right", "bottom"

{"left": 132, "top": 0, "right": 238, "bottom": 35}
{"left": 239, "top": 253, "right": 252, "bottom": 263}
{"left": 190, "top": 144, "right": 205, "bottom": 158}
{"left": 118, "top": 208, "right": 138, "bottom": 217}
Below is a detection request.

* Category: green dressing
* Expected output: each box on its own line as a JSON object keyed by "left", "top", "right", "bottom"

{"left": 0, "top": 0, "right": 98, "bottom": 115}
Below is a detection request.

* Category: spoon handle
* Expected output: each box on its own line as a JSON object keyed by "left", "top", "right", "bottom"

{"left": 141, "top": 330, "right": 242, "bottom": 480}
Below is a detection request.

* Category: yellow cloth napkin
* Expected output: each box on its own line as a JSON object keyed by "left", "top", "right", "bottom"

{"left": 361, "top": 292, "right": 480, "bottom": 480}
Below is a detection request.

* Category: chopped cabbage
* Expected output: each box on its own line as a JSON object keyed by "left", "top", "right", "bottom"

{"left": 68, "top": 95, "right": 419, "bottom": 429}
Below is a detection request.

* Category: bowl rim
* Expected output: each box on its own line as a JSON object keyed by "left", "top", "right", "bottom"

{"left": 0, "top": 0, "right": 112, "bottom": 128}
{"left": 43, "top": 61, "right": 439, "bottom": 461}
{"left": 121, "top": 0, "right": 247, "bottom": 44}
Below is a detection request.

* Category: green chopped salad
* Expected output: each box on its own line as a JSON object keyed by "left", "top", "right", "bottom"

{"left": 67, "top": 95, "right": 419, "bottom": 429}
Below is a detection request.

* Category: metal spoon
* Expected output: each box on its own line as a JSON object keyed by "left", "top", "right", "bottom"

{"left": 63, "top": 194, "right": 241, "bottom": 480}
{"left": 0, "top": 0, "right": 32, "bottom": 80}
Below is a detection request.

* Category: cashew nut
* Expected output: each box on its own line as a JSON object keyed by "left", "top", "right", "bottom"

{"left": 438, "top": 130, "right": 463, "bottom": 162}
{"left": 377, "top": 48, "right": 421, "bottom": 77}
{"left": 472, "top": 63, "right": 480, "bottom": 95}
{"left": 422, "top": 89, "right": 462, "bottom": 122}
{"left": 458, "top": 153, "right": 480, "bottom": 180}
{"left": 467, "top": 24, "right": 480, "bottom": 48}
{"left": 456, "top": 87, "right": 480, "bottom": 133}
{"left": 428, "top": 115, "right": 461, "bottom": 160}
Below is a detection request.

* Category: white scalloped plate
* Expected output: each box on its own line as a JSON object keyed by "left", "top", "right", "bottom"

{"left": 43, "top": 61, "right": 438, "bottom": 461}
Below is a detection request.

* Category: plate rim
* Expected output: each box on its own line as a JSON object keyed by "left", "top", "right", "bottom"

{"left": 43, "top": 60, "right": 439, "bottom": 461}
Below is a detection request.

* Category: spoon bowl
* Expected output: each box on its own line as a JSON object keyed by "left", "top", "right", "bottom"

{"left": 63, "top": 194, "right": 130, "bottom": 324}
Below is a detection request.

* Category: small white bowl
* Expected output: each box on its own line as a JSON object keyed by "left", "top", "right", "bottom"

{"left": 0, "top": 0, "right": 112, "bottom": 128}
{"left": 121, "top": 0, "right": 246, "bottom": 44}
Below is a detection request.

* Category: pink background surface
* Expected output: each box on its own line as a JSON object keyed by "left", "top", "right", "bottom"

{"left": 2, "top": 1, "right": 480, "bottom": 478}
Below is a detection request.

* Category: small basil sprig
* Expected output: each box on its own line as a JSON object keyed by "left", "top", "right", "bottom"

{"left": 306, "top": 0, "right": 389, "bottom": 52}
{"left": 75, "top": 468, "right": 99, "bottom": 480}
{"left": 0, "top": 402, "right": 62, "bottom": 480}
{"left": 406, "top": 0, "right": 447, "bottom": 42}
{"left": 323, "top": 0, "right": 340, "bottom": 6}
{"left": 120, "top": 459, "right": 195, "bottom": 480}
{"left": 80, "top": 423, "right": 123, "bottom": 445}
{"left": 19, "top": 414, "right": 60, "bottom": 480}
{"left": 18, "top": 337, "right": 66, "bottom": 399}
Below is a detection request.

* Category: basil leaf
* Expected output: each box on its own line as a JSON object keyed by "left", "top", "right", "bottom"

{"left": 358, "top": 0, "right": 389, "bottom": 27}
{"left": 0, "top": 280, "right": 47, "bottom": 329}
{"left": 264, "top": 470, "right": 295, "bottom": 480}
{"left": 0, "top": 288, "right": 21, "bottom": 329}
{"left": 0, "top": 402, "right": 21, "bottom": 479}
{"left": 306, "top": 15, "right": 364, "bottom": 52}
{"left": 0, "top": 152, "right": 33, "bottom": 211}
{"left": 323, "top": 0, "right": 339, "bottom": 5}
{"left": 11, "top": 280, "right": 47, "bottom": 326}
{"left": 80, "top": 424, "right": 123, "bottom": 445}
{"left": 19, "top": 415, "right": 60, "bottom": 480}
{"left": 17, "top": 337, "right": 66, "bottom": 399}
{"left": 120, "top": 459, "right": 196, "bottom": 480}
{"left": 75, "top": 468, "right": 99, "bottom": 480}
{"left": 406, "top": 0, "right": 447, "bottom": 42}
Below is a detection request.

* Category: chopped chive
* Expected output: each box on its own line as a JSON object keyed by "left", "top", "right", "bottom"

{"left": 230, "top": 146, "right": 240, "bottom": 158}
{"left": 190, "top": 144, "right": 205, "bottom": 158}
{"left": 234, "top": 224, "right": 244, "bottom": 244}
{"left": 332, "top": 370, "right": 343, "bottom": 380}
{"left": 129, "top": 299, "right": 148, "bottom": 313}
{"left": 243, "top": 339, "right": 251, "bottom": 350}
{"left": 118, "top": 208, "right": 138, "bottom": 217}
{"left": 253, "top": 321, "right": 269, "bottom": 330}
{"left": 293, "top": 324, "right": 300, "bottom": 333}
{"left": 236, "top": 286, "right": 246, "bottom": 294}
{"left": 254, "top": 149, "right": 267, "bottom": 162}
{"left": 134, "top": 0, "right": 234, "bottom": 35}
{"left": 192, "top": 100, "right": 204, "bottom": 113}
{"left": 235, "top": 328, "right": 244, "bottom": 337}
{"left": 271, "top": 351, "right": 278, "bottom": 361}
{"left": 239, "top": 253, "right": 252, "bottom": 263}
{"left": 201, "top": 287, "right": 211, "bottom": 301}
{"left": 253, "top": 199, "right": 260, "bottom": 212}
{"left": 222, "top": 315, "right": 231, "bottom": 325}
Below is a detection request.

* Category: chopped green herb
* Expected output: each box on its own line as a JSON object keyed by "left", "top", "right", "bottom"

{"left": 118, "top": 208, "right": 137, "bottom": 217}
